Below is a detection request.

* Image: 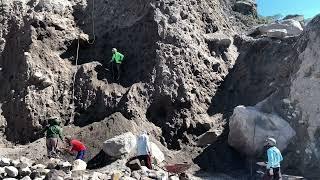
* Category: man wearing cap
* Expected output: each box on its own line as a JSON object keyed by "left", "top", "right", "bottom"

{"left": 45, "top": 117, "right": 63, "bottom": 158}
{"left": 263, "top": 137, "right": 283, "bottom": 180}
{"left": 110, "top": 48, "right": 125, "bottom": 80}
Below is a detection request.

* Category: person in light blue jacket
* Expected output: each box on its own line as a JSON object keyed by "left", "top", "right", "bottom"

{"left": 263, "top": 138, "right": 283, "bottom": 180}
{"left": 136, "top": 131, "right": 152, "bottom": 169}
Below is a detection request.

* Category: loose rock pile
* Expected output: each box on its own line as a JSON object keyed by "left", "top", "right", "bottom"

{"left": 0, "top": 156, "right": 177, "bottom": 180}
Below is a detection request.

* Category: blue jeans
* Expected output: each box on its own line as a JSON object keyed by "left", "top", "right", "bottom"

{"left": 76, "top": 150, "right": 86, "bottom": 160}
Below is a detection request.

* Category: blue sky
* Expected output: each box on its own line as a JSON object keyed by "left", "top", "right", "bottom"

{"left": 257, "top": 0, "right": 320, "bottom": 18}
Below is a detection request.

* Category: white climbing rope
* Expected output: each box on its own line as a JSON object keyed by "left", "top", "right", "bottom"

{"left": 70, "top": 37, "right": 80, "bottom": 122}
{"left": 69, "top": 0, "right": 96, "bottom": 122}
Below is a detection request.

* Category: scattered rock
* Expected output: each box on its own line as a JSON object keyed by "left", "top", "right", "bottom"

{"left": 46, "top": 158, "right": 61, "bottom": 169}
{"left": 72, "top": 159, "right": 87, "bottom": 171}
{"left": 45, "top": 169, "right": 66, "bottom": 180}
{"left": 89, "top": 172, "right": 108, "bottom": 180}
{"left": 20, "top": 176, "right": 32, "bottom": 180}
{"left": 0, "top": 158, "right": 11, "bottom": 166}
{"left": 5, "top": 166, "right": 19, "bottom": 177}
{"left": 126, "top": 159, "right": 141, "bottom": 171}
{"left": 111, "top": 171, "right": 122, "bottom": 180}
{"left": 19, "top": 167, "right": 32, "bottom": 177}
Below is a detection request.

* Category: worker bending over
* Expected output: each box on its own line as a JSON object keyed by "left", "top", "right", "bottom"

{"left": 110, "top": 48, "right": 124, "bottom": 80}
{"left": 64, "top": 136, "right": 87, "bottom": 160}
{"left": 263, "top": 138, "right": 283, "bottom": 180}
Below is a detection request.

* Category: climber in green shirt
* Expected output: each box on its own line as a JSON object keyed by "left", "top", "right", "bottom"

{"left": 110, "top": 48, "right": 125, "bottom": 80}
{"left": 45, "top": 117, "right": 63, "bottom": 158}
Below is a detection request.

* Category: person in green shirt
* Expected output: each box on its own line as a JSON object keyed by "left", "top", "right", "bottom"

{"left": 110, "top": 48, "right": 125, "bottom": 80}
{"left": 45, "top": 117, "right": 63, "bottom": 158}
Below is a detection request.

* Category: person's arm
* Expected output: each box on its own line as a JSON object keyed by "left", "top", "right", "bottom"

{"left": 146, "top": 137, "right": 151, "bottom": 155}
{"left": 267, "top": 149, "right": 274, "bottom": 175}
{"left": 58, "top": 128, "right": 63, "bottom": 141}
{"left": 266, "top": 149, "right": 273, "bottom": 169}
{"left": 120, "top": 53, "right": 124, "bottom": 61}
{"left": 110, "top": 54, "right": 115, "bottom": 63}
{"left": 62, "top": 145, "right": 75, "bottom": 155}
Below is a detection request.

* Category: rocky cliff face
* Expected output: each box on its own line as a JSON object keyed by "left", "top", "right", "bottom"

{"left": 223, "top": 15, "right": 320, "bottom": 178}
{"left": 1, "top": 0, "right": 320, "bottom": 179}
{"left": 0, "top": 0, "right": 245, "bottom": 147}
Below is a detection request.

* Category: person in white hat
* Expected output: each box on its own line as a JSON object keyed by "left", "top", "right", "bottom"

{"left": 263, "top": 137, "right": 283, "bottom": 180}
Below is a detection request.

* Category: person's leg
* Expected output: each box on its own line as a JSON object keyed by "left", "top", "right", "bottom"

{"left": 52, "top": 138, "right": 58, "bottom": 154}
{"left": 116, "top": 63, "right": 121, "bottom": 80}
{"left": 137, "top": 155, "right": 144, "bottom": 166}
{"left": 146, "top": 155, "right": 152, "bottom": 169}
{"left": 76, "top": 150, "right": 86, "bottom": 160}
{"left": 274, "top": 168, "right": 282, "bottom": 180}
{"left": 46, "top": 138, "right": 51, "bottom": 157}
{"left": 262, "top": 169, "right": 272, "bottom": 180}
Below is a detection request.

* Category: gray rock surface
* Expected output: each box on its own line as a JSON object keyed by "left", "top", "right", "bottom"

{"left": 233, "top": 0, "right": 257, "bottom": 17}
{"left": 4, "top": 166, "right": 19, "bottom": 177}
{"left": 228, "top": 105, "right": 296, "bottom": 156}
{"left": 103, "top": 132, "right": 137, "bottom": 158}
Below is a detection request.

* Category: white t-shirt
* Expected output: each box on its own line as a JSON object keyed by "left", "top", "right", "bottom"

{"left": 137, "top": 133, "right": 150, "bottom": 156}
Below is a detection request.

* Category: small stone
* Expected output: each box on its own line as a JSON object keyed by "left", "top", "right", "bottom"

{"left": 20, "top": 176, "right": 32, "bottom": 180}
{"left": 89, "top": 172, "right": 108, "bottom": 180}
{"left": 31, "top": 164, "right": 46, "bottom": 170}
{"left": 169, "top": 175, "right": 179, "bottom": 180}
{"left": 121, "top": 176, "right": 136, "bottom": 180}
{"left": 72, "top": 159, "right": 87, "bottom": 171}
{"left": 10, "top": 160, "right": 19, "bottom": 167}
{"left": 111, "top": 171, "right": 122, "bottom": 180}
{"left": 131, "top": 171, "right": 141, "bottom": 180}
{"left": 126, "top": 159, "right": 141, "bottom": 171}
{"left": 0, "top": 158, "right": 11, "bottom": 166}
{"left": 20, "top": 167, "right": 32, "bottom": 177}
{"left": 47, "top": 158, "right": 61, "bottom": 169}
{"left": 5, "top": 166, "right": 19, "bottom": 177}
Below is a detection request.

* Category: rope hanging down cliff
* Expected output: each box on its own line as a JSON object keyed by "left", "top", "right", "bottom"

{"left": 70, "top": 0, "right": 96, "bottom": 122}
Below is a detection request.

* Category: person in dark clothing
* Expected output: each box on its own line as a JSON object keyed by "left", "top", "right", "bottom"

{"left": 45, "top": 117, "right": 63, "bottom": 158}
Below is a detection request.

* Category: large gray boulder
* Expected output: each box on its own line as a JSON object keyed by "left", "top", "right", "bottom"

{"left": 228, "top": 105, "right": 296, "bottom": 156}
{"left": 103, "top": 132, "right": 137, "bottom": 158}
{"left": 258, "top": 19, "right": 303, "bottom": 37}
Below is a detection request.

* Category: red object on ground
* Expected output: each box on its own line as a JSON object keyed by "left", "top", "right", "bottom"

{"left": 70, "top": 139, "right": 86, "bottom": 152}
{"left": 164, "top": 164, "right": 191, "bottom": 174}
